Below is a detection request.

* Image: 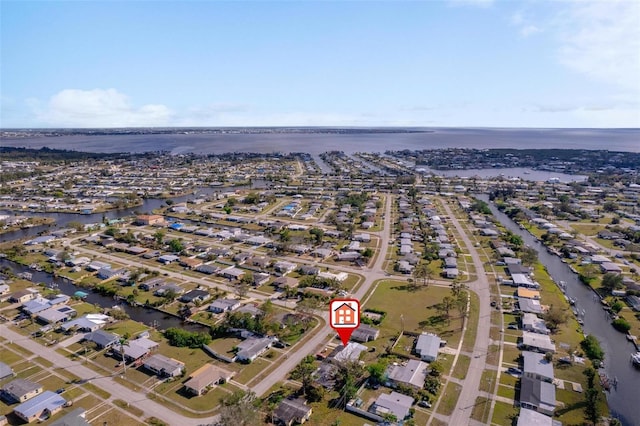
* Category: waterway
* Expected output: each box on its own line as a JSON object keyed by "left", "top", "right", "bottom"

{"left": 0, "top": 181, "right": 267, "bottom": 244}
{"left": 0, "top": 258, "right": 206, "bottom": 333}
{"left": 477, "top": 194, "right": 639, "bottom": 426}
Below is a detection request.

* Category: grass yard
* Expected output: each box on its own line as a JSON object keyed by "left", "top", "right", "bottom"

{"left": 470, "top": 396, "right": 491, "bottom": 424}
{"left": 491, "top": 400, "right": 518, "bottom": 426}
{"left": 452, "top": 354, "right": 470, "bottom": 380}
{"left": 364, "top": 281, "right": 465, "bottom": 350}
{"left": 437, "top": 382, "right": 462, "bottom": 416}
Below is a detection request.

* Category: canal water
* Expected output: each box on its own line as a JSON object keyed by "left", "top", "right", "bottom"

{"left": 0, "top": 181, "right": 268, "bottom": 244}
{"left": 0, "top": 258, "right": 205, "bottom": 333}
{"left": 477, "top": 194, "right": 639, "bottom": 425}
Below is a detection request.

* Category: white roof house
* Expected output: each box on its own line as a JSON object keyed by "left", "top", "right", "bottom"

{"left": 415, "top": 333, "right": 441, "bottom": 362}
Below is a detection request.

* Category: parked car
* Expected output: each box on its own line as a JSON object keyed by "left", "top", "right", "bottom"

{"left": 418, "top": 400, "right": 432, "bottom": 408}
{"left": 507, "top": 324, "right": 519, "bottom": 330}
{"left": 507, "top": 367, "right": 522, "bottom": 376}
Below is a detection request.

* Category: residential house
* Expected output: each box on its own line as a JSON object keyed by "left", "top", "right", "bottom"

{"left": 274, "top": 261, "right": 297, "bottom": 275}
{"left": 517, "top": 287, "right": 541, "bottom": 300}
{"left": 143, "top": 354, "right": 185, "bottom": 378}
{"left": 13, "top": 391, "right": 66, "bottom": 424}
{"left": 139, "top": 277, "right": 165, "bottom": 291}
{"left": 157, "top": 254, "right": 180, "bottom": 264}
{"left": 330, "top": 342, "right": 367, "bottom": 364}
{"left": 253, "top": 273, "right": 270, "bottom": 287}
{"left": 273, "top": 276, "right": 298, "bottom": 291}
{"left": 219, "top": 267, "right": 245, "bottom": 281}
{"left": 386, "top": 359, "right": 428, "bottom": 389}
{"left": 371, "top": 391, "right": 414, "bottom": 422}
{"left": 523, "top": 351, "right": 555, "bottom": 383}
{"left": 85, "top": 330, "right": 119, "bottom": 349}
{"left": 209, "top": 298, "right": 241, "bottom": 314}
{"left": 9, "top": 289, "right": 37, "bottom": 304}
{"left": 522, "top": 313, "right": 550, "bottom": 335}
{"left": 235, "top": 337, "right": 274, "bottom": 362}
{"left": 180, "top": 290, "right": 211, "bottom": 304}
{"left": 336, "top": 252, "right": 361, "bottom": 262}
{"left": 518, "top": 298, "right": 543, "bottom": 315}
{"left": 415, "top": 333, "right": 442, "bottom": 362}
{"left": 519, "top": 377, "right": 556, "bottom": 416}
{"left": 520, "top": 331, "right": 556, "bottom": 353}
{"left": 0, "top": 362, "right": 14, "bottom": 380}
{"left": 2, "top": 379, "right": 43, "bottom": 402}
{"left": 180, "top": 257, "right": 203, "bottom": 269}
{"left": 114, "top": 337, "right": 159, "bottom": 363}
{"left": 600, "top": 262, "right": 622, "bottom": 274}
{"left": 135, "top": 215, "right": 164, "bottom": 226}
{"left": 274, "top": 398, "right": 313, "bottom": 426}
{"left": 183, "top": 364, "right": 235, "bottom": 396}
{"left": 195, "top": 264, "right": 220, "bottom": 275}
{"left": 36, "top": 306, "right": 76, "bottom": 324}
{"left": 517, "top": 408, "right": 556, "bottom": 426}
{"left": 350, "top": 324, "right": 379, "bottom": 343}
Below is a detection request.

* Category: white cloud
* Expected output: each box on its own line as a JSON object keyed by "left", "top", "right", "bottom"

{"left": 32, "top": 89, "right": 173, "bottom": 127}
{"left": 556, "top": 0, "right": 640, "bottom": 93}
{"left": 520, "top": 25, "right": 541, "bottom": 37}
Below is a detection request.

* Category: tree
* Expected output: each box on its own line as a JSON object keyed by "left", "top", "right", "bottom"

{"left": 612, "top": 318, "right": 631, "bottom": 333}
{"left": 335, "top": 360, "right": 365, "bottom": 407}
{"left": 520, "top": 246, "right": 538, "bottom": 266}
{"left": 601, "top": 273, "right": 624, "bottom": 292}
{"left": 153, "top": 230, "right": 165, "bottom": 246}
{"left": 413, "top": 263, "right": 432, "bottom": 287}
{"left": 543, "top": 305, "right": 568, "bottom": 332}
{"left": 168, "top": 238, "right": 184, "bottom": 253}
{"left": 367, "top": 359, "right": 388, "bottom": 384}
{"left": 450, "top": 280, "right": 468, "bottom": 298}
{"left": 454, "top": 292, "right": 468, "bottom": 330}
{"left": 309, "top": 227, "right": 324, "bottom": 245}
{"left": 290, "top": 355, "right": 316, "bottom": 396}
{"left": 437, "top": 296, "right": 455, "bottom": 324}
{"left": 218, "top": 391, "right": 260, "bottom": 426}
{"left": 580, "top": 264, "right": 599, "bottom": 284}
{"left": 234, "top": 280, "right": 251, "bottom": 299}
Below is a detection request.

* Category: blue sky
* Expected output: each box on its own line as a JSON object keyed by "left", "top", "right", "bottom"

{"left": 1, "top": 0, "right": 639, "bottom": 128}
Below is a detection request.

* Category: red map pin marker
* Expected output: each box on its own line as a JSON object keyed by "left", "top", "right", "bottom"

{"left": 329, "top": 298, "right": 360, "bottom": 346}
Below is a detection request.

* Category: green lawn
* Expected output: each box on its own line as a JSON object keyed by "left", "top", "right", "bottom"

{"left": 364, "top": 281, "right": 465, "bottom": 350}
{"left": 491, "top": 400, "right": 518, "bottom": 426}
{"left": 470, "top": 396, "right": 491, "bottom": 424}
{"left": 451, "top": 354, "right": 470, "bottom": 380}
{"left": 437, "top": 382, "right": 462, "bottom": 416}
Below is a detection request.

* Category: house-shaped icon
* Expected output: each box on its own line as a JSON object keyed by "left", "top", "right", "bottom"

{"left": 334, "top": 302, "right": 356, "bottom": 325}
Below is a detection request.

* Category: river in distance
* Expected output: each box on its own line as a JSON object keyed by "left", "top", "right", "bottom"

{"left": 3, "top": 128, "right": 640, "bottom": 155}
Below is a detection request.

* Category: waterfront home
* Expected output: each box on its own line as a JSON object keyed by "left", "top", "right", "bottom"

{"left": 600, "top": 262, "right": 622, "bottom": 274}
{"left": 183, "top": 364, "right": 235, "bottom": 396}
{"left": 522, "top": 313, "right": 550, "bottom": 335}
{"left": 523, "top": 351, "right": 554, "bottom": 383}
{"left": 519, "top": 376, "right": 556, "bottom": 416}
{"left": 179, "top": 289, "right": 211, "bottom": 304}
{"left": 517, "top": 408, "right": 554, "bottom": 426}
{"left": 520, "top": 331, "right": 556, "bottom": 353}
{"left": 208, "top": 298, "right": 241, "bottom": 314}
{"left": 135, "top": 214, "right": 165, "bottom": 226}
{"left": 10, "top": 289, "right": 38, "bottom": 304}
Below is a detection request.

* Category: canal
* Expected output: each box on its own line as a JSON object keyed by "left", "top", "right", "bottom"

{"left": 477, "top": 194, "right": 639, "bottom": 425}
{"left": 0, "top": 258, "right": 206, "bottom": 333}
{"left": 0, "top": 181, "right": 267, "bottom": 244}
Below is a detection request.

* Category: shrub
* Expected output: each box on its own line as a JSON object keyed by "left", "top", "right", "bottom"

{"left": 612, "top": 318, "right": 631, "bottom": 333}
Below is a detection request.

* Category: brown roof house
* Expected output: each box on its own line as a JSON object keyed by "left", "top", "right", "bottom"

{"left": 183, "top": 364, "right": 235, "bottom": 396}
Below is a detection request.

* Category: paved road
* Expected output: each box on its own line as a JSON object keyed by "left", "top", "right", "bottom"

{"left": 441, "top": 200, "right": 493, "bottom": 426}
{"left": 0, "top": 325, "right": 216, "bottom": 426}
